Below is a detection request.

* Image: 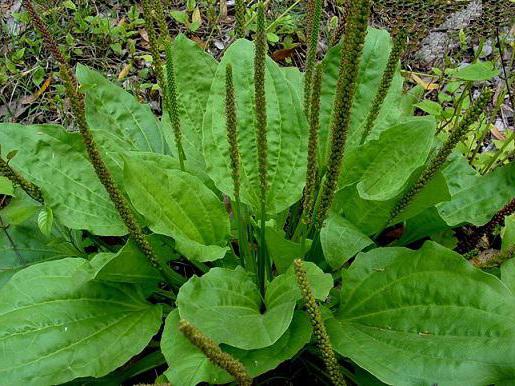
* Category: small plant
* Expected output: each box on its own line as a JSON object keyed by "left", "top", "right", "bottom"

{"left": 0, "top": 1, "right": 514, "bottom": 385}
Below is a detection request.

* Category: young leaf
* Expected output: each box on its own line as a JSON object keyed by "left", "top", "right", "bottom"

{"left": 123, "top": 155, "right": 230, "bottom": 262}
{"left": 202, "top": 39, "right": 309, "bottom": 215}
{"left": 0, "top": 258, "right": 163, "bottom": 385}
{"left": 0, "top": 176, "right": 14, "bottom": 196}
{"left": 453, "top": 61, "right": 500, "bottom": 81}
{"left": 320, "top": 213, "right": 373, "bottom": 269}
{"left": 327, "top": 241, "right": 515, "bottom": 385}
{"left": 37, "top": 205, "right": 53, "bottom": 236}
{"left": 265, "top": 225, "right": 312, "bottom": 273}
{"left": 414, "top": 99, "right": 443, "bottom": 116}
{"left": 76, "top": 64, "right": 167, "bottom": 155}
{"left": 162, "top": 310, "right": 311, "bottom": 386}
{"left": 0, "top": 124, "right": 126, "bottom": 236}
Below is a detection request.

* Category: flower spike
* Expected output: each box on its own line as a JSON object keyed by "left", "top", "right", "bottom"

{"left": 315, "top": 0, "right": 371, "bottom": 229}
{"left": 179, "top": 320, "right": 253, "bottom": 386}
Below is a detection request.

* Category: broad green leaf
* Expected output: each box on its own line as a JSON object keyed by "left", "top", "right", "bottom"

{"left": 37, "top": 205, "right": 53, "bottom": 236}
{"left": 162, "top": 310, "right": 311, "bottom": 386}
{"left": 0, "top": 258, "right": 162, "bottom": 385}
{"left": 339, "top": 117, "right": 436, "bottom": 201}
{"left": 123, "top": 155, "right": 230, "bottom": 262}
{"left": 162, "top": 34, "right": 218, "bottom": 165}
{"left": 502, "top": 258, "right": 515, "bottom": 293}
{"left": 281, "top": 66, "right": 304, "bottom": 102}
{"left": 441, "top": 152, "right": 478, "bottom": 195}
{"left": 0, "top": 124, "right": 126, "bottom": 235}
{"left": 355, "top": 367, "right": 388, "bottom": 386}
{"left": 76, "top": 64, "right": 166, "bottom": 154}
{"left": 438, "top": 162, "right": 515, "bottom": 226}
{"left": 178, "top": 267, "right": 298, "bottom": 350}
{"left": 0, "top": 220, "right": 78, "bottom": 288}
{"left": 124, "top": 151, "right": 217, "bottom": 192}
{"left": 320, "top": 213, "right": 373, "bottom": 269}
{"left": 502, "top": 215, "right": 515, "bottom": 252}
{"left": 319, "top": 28, "right": 403, "bottom": 166}
{"left": 327, "top": 241, "right": 515, "bottom": 386}
{"left": 0, "top": 176, "right": 14, "bottom": 196}
{"left": 265, "top": 225, "right": 311, "bottom": 272}
{"left": 203, "top": 39, "right": 309, "bottom": 215}
{"left": 453, "top": 61, "right": 499, "bottom": 81}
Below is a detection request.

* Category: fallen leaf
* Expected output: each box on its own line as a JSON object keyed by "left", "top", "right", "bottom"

{"left": 139, "top": 28, "right": 149, "bottom": 42}
{"left": 272, "top": 46, "right": 297, "bottom": 61}
{"left": 491, "top": 123, "right": 506, "bottom": 140}
{"left": 409, "top": 73, "right": 440, "bottom": 91}
{"left": 21, "top": 76, "right": 52, "bottom": 105}
{"left": 190, "top": 36, "right": 208, "bottom": 49}
{"left": 118, "top": 63, "right": 132, "bottom": 81}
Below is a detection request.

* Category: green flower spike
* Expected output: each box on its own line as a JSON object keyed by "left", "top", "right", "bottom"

{"left": 179, "top": 320, "right": 253, "bottom": 386}
{"left": 303, "top": 63, "right": 323, "bottom": 225}
{"left": 360, "top": 28, "right": 407, "bottom": 144}
{"left": 225, "top": 64, "right": 253, "bottom": 271}
{"left": 254, "top": 1, "right": 270, "bottom": 295}
{"left": 235, "top": 0, "right": 246, "bottom": 38}
{"left": 315, "top": 0, "right": 371, "bottom": 229}
{"left": 304, "top": 0, "right": 323, "bottom": 118}
{"left": 0, "top": 156, "right": 43, "bottom": 203}
{"left": 165, "top": 43, "right": 186, "bottom": 170}
{"left": 294, "top": 259, "right": 346, "bottom": 386}
{"left": 141, "top": 0, "right": 186, "bottom": 170}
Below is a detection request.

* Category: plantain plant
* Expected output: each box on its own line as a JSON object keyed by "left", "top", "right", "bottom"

{"left": 0, "top": 1, "right": 514, "bottom": 385}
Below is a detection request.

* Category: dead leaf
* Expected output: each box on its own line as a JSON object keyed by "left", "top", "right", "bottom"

{"left": 139, "top": 29, "right": 149, "bottom": 42}
{"left": 271, "top": 46, "right": 297, "bottom": 61}
{"left": 117, "top": 17, "right": 126, "bottom": 27}
{"left": 190, "top": 36, "right": 208, "bottom": 49}
{"left": 21, "top": 76, "right": 52, "bottom": 105}
{"left": 118, "top": 63, "right": 132, "bottom": 81}
{"left": 409, "top": 73, "right": 440, "bottom": 91}
{"left": 491, "top": 123, "right": 506, "bottom": 140}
